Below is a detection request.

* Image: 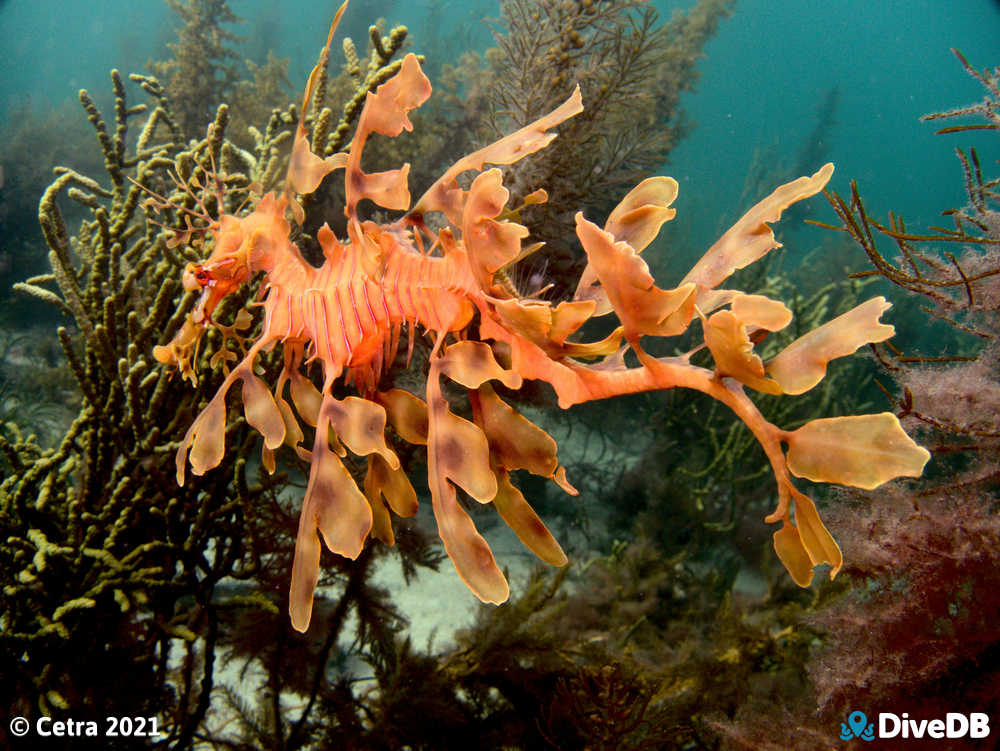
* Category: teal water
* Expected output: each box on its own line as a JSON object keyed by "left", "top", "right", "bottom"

{"left": 2, "top": 0, "right": 997, "bottom": 242}
{"left": 665, "top": 0, "right": 1000, "bottom": 254}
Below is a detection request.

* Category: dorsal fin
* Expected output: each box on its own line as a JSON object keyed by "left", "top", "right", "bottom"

{"left": 317, "top": 223, "right": 345, "bottom": 266}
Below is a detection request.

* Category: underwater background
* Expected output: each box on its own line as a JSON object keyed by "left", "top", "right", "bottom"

{"left": 2, "top": 0, "right": 1000, "bottom": 748}
{"left": 4, "top": 0, "right": 1000, "bottom": 240}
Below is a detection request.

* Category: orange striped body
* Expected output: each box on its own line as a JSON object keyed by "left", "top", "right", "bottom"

{"left": 259, "top": 219, "right": 478, "bottom": 388}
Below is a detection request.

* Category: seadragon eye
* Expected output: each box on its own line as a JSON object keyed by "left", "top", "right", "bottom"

{"left": 182, "top": 263, "right": 211, "bottom": 291}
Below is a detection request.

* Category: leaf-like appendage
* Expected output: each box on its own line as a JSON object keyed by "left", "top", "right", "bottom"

{"left": 493, "top": 469, "right": 568, "bottom": 566}
{"left": 438, "top": 340, "right": 521, "bottom": 391}
{"left": 289, "top": 368, "right": 322, "bottom": 426}
{"left": 360, "top": 53, "right": 432, "bottom": 138}
{"left": 426, "top": 365, "right": 507, "bottom": 603}
{"left": 791, "top": 489, "right": 843, "bottom": 576}
{"left": 290, "top": 422, "right": 373, "bottom": 632}
{"left": 288, "top": 138, "right": 346, "bottom": 196}
{"left": 177, "top": 392, "right": 228, "bottom": 484}
{"left": 275, "top": 393, "right": 305, "bottom": 451}
{"left": 575, "top": 213, "right": 696, "bottom": 340}
{"left": 430, "top": 404, "right": 497, "bottom": 503}
{"left": 239, "top": 369, "right": 286, "bottom": 450}
{"left": 431, "top": 477, "right": 509, "bottom": 604}
{"left": 320, "top": 395, "right": 399, "bottom": 469}
{"left": 378, "top": 388, "right": 428, "bottom": 445}
{"left": 773, "top": 522, "right": 815, "bottom": 587}
{"left": 476, "top": 383, "right": 574, "bottom": 492}
{"left": 363, "top": 455, "right": 397, "bottom": 546}
{"left": 178, "top": 348, "right": 285, "bottom": 483}
{"left": 767, "top": 296, "right": 895, "bottom": 394}
{"left": 412, "top": 87, "right": 583, "bottom": 226}
{"left": 703, "top": 309, "right": 782, "bottom": 395}
{"left": 286, "top": 1, "right": 349, "bottom": 199}
{"left": 289, "top": 510, "right": 322, "bottom": 633}
{"left": 771, "top": 489, "right": 843, "bottom": 586}
{"left": 786, "top": 412, "right": 930, "bottom": 489}
{"left": 352, "top": 166, "right": 412, "bottom": 212}
{"left": 304, "top": 428, "right": 373, "bottom": 556}
{"left": 364, "top": 452, "right": 418, "bottom": 518}
{"left": 463, "top": 170, "right": 530, "bottom": 290}
{"left": 490, "top": 297, "right": 553, "bottom": 342}
{"left": 682, "top": 163, "right": 834, "bottom": 295}
{"left": 345, "top": 54, "right": 432, "bottom": 216}
{"left": 154, "top": 317, "right": 205, "bottom": 384}
{"left": 604, "top": 176, "right": 679, "bottom": 252}
{"left": 731, "top": 293, "right": 792, "bottom": 332}
{"left": 548, "top": 300, "right": 598, "bottom": 345}
{"left": 489, "top": 297, "right": 620, "bottom": 360}
{"left": 574, "top": 176, "right": 679, "bottom": 314}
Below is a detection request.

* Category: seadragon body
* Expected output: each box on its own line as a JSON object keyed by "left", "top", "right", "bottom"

{"left": 154, "top": 5, "right": 930, "bottom": 632}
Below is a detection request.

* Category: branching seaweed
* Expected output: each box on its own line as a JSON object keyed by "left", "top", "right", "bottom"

{"left": 488, "top": 0, "right": 735, "bottom": 296}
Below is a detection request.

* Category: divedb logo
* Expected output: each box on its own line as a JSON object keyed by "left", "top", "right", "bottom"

{"left": 840, "top": 710, "right": 990, "bottom": 742}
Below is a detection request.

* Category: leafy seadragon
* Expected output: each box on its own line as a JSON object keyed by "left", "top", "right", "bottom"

{"left": 153, "top": 4, "right": 929, "bottom": 632}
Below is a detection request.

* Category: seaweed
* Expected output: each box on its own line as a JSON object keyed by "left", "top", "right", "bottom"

{"left": 151, "top": 0, "right": 245, "bottom": 139}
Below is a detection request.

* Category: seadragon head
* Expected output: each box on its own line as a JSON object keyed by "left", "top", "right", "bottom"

{"left": 153, "top": 192, "right": 296, "bottom": 381}
{"left": 153, "top": 4, "right": 350, "bottom": 384}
